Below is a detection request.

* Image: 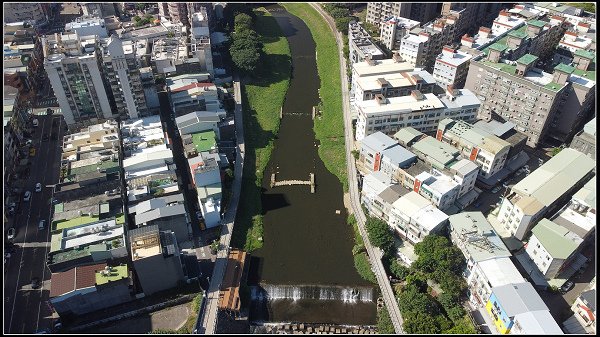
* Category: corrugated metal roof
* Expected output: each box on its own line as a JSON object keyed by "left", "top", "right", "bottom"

{"left": 393, "top": 127, "right": 423, "bottom": 146}
{"left": 531, "top": 219, "right": 582, "bottom": 259}
{"left": 361, "top": 132, "right": 397, "bottom": 153}
{"left": 492, "top": 282, "right": 549, "bottom": 317}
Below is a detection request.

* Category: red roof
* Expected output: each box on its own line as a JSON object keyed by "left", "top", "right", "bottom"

{"left": 565, "top": 31, "right": 578, "bottom": 36}
{"left": 499, "top": 10, "right": 509, "bottom": 16}
{"left": 479, "top": 27, "right": 491, "bottom": 33}
{"left": 171, "top": 82, "right": 214, "bottom": 93}
{"left": 49, "top": 263, "right": 106, "bottom": 298}
{"left": 578, "top": 22, "right": 591, "bottom": 27}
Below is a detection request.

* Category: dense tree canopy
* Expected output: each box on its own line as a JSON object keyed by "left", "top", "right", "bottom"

{"left": 365, "top": 217, "right": 395, "bottom": 252}
{"left": 230, "top": 13, "right": 263, "bottom": 75}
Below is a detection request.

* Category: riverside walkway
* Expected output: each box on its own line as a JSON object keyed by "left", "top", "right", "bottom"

{"left": 310, "top": 3, "right": 405, "bottom": 334}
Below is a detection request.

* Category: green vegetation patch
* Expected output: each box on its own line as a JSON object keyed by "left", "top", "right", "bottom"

{"left": 95, "top": 265, "right": 128, "bottom": 285}
{"left": 376, "top": 304, "right": 395, "bottom": 334}
{"left": 53, "top": 215, "right": 100, "bottom": 231}
{"left": 231, "top": 8, "right": 291, "bottom": 252}
{"left": 191, "top": 130, "right": 217, "bottom": 152}
{"left": 282, "top": 3, "right": 348, "bottom": 191}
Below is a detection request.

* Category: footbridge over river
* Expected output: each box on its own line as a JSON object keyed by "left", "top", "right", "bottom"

{"left": 270, "top": 173, "right": 315, "bottom": 193}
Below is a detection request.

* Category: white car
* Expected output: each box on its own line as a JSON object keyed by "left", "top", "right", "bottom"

{"left": 32, "top": 119, "right": 39, "bottom": 127}
{"left": 7, "top": 228, "right": 16, "bottom": 241}
{"left": 35, "top": 183, "right": 42, "bottom": 192}
{"left": 23, "top": 191, "right": 31, "bottom": 202}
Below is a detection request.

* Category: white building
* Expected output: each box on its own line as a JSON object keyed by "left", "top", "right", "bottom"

{"left": 559, "top": 30, "right": 593, "bottom": 53}
{"left": 190, "top": 10, "right": 214, "bottom": 76}
{"left": 433, "top": 46, "right": 472, "bottom": 88}
{"left": 437, "top": 118, "right": 510, "bottom": 179}
{"left": 398, "top": 32, "right": 429, "bottom": 66}
{"left": 388, "top": 191, "right": 449, "bottom": 245}
{"left": 175, "top": 110, "right": 226, "bottom": 138}
{"left": 449, "top": 212, "right": 526, "bottom": 308}
{"left": 348, "top": 21, "right": 385, "bottom": 66}
{"left": 525, "top": 219, "right": 583, "bottom": 280}
{"left": 551, "top": 176, "right": 596, "bottom": 243}
{"left": 167, "top": 78, "right": 221, "bottom": 116}
{"left": 188, "top": 153, "right": 222, "bottom": 229}
{"left": 65, "top": 16, "right": 109, "bottom": 38}
{"left": 497, "top": 148, "right": 595, "bottom": 240}
{"left": 379, "top": 16, "right": 420, "bottom": 51}
{"left": 492, "top": 9, "right": 527, "bottom": 36}
{"left": 355, "top": 88, "right": 480, "bottom": 141}
{"left": 43, "top": 32, "right": 113, "bottom": 126}
{"left": 352, "top": 68, "right": 437, "bottom": 106}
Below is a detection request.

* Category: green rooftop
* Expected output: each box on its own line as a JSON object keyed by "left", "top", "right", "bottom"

{"left": 574, "top": 49, "right": 596, "bottom": 60}
{"left": 116, "top": 213, "right": 125, "bottom": 224}
{"left": 191, "top": 130, "right": 217, "bottom": 153}
{"left": 532, "top": 219, "right": 581, "bottom": 259}
{"left": 554, "top": 63, "right": 575, "bottom": 74}
{"left": 544, "top": 82, "right": 564, "bottom": 92}
{"left": 49, "top": 243, "right": 105, "bottom": 264}
{"left": 54, "top": 203, "right": 64, "bottom": 213}
{"left": 517, "top": 54, "right": 538, "bottom": 65}
{"left": 95, "top": 265, "right": 128, "bottom": 285}
{"left": 527, "top": 19, "right": 547, "bottom": 28}
{"left": 508, "top": 30, "right": 528, "bottom": 39}
{"left": 53, "top": 215, "right": 100, "bottom": 231}
{"left": 69, "top": 160, "right": 119, "bottom": 175}
{"left": 572, "top": 68, "right": 596, "bottom": 81}
{"left": 488, "top": 43, "right": 508, "bottom": 52}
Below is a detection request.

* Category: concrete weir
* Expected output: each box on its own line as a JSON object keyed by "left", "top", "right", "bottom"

{"left": 270, "top": 173, "right": 315, "bottom": 193}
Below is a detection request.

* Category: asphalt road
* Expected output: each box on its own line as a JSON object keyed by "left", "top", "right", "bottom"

{"left": 4, "top": 115, "right": 64, "bottom": 333}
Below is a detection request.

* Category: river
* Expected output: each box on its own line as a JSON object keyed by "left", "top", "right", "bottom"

{"left": 247, "top": 4, "right": 376, "bottom": 325}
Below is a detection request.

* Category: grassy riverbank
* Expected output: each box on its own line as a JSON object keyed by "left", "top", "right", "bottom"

{"left": 281, "top": 3, "right": 348, "bottom": 191}
{"left": 231, "top": 8, "right": 292, "bottom": 252}
{"left": 349, "top": 214, "right": 377, "bottom": 284}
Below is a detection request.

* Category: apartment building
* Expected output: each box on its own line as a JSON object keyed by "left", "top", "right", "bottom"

{"left": 348, "top": 22, "right": 385, "bottom": 66}
{"left": 486, "top": 282, "right": 563, "bottom": 334}
{"left": 366, "top": 2, "right": 441, "bottom": 26}
{"left": 100, "top": 36, "right": 148, "bottom": 119}
{"left": 388, "top": 191, "right": 448, "bottom": 245}
{"left": 570, "top": 117, "right": 596, "bottom": 159}
{"left": 158, "top": 2, "right": 189, "bottom": 26}
{"left": 151, "top": 36, "right": 191, "bottom": 74}
{"left": 167, "top": 79, "right": 221, "bottom": 116}
{"left": 65, "top": 16, "right": 109, "bottom": 38}
{"left": 4, "top": 3, "right": 46, "bottom": 24}
{"left": 525, "top": 219, "right": 583, "bottom": 280}
{"left": 129, "top": 225, "right": 186, "bottom": 296}
{"left": 188, "top": 153, "right": 222, "bottom": 229}
{"left": 43, "top": 32, "right": 113, "bottom": 126}
{"left": 176, "top": 110, "right": 226, "bottom": 139}
{"left": 80, "top": 3, "right": 116, "bottom": 18}
{"left": 437, "top": 118, "right": 510, "bottom": 179}
{"left": 353, "top": 66, "right": 437, "bottom": 106}
{"left": 497, "top": 148, "right": 595, "bottom": 240}
{"left": 358, "top": 131, "right": 417, "bottom": 179}
{"left": 551, "top": 176, "right": 596, "bottom": 244}
{"left": 564, "top": 284, "right": 597, "bottom": 334}
{"left": 441, "top": 3, "right": 506, "bottom": 38}
{"left": 190, "top": 9, "right": 214, "bottom": 76}
{"left": 433, "top": 46, "right": 473, "bottom": 88}
{"left": 465, "top": 50, "right": 596, "bottom": 147}
{"left": 379, "top": 16, "right": 420, "bottom": 51}
{"left": 361, "top": 172, "right": 408, "bottom": 223}
{"left": 355, "top": 87, "right": 480, "bottom": 141}
{"left": 399, "top": 16, "right": 456, "bottom": 72}
{"left": 449, "top": 212, "right": 526, "bottom": 308}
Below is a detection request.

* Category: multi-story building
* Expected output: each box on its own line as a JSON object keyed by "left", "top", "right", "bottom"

{"left": 352, "top": 67, "right": 437, "bottom": 106}
{"left": 4, "top": 3, "right": 46, "bottom": 25}
{"left": 437, "top": 118, "right": 510, "bottom": 179}
{"left": 167, "top": 79, "right": 221, "bottom": 116}
{"left": 158, "top": 2, "right": 189, "bottom": 26}
{"left": 525, "top": 219, "right": 584, "bottom": 280}
{"left": 486, "top": 282, "right": 563, "bottom": 334}
{"left": 65, "top": 16, "right": 109, "bottom": 38}
{"left": 441, "top": 3, "right": 506, "bottom": 38}
{"left": 366, "top": 2, "right": 441, "bottom": 26}
{"left": 358, "top": 131, "right": 417, "bottom": 177}
{"left": 433, "top": 46, "right": 472, "bottom": 88}
{"left": 551, "top": 176, "right": 596, "bottom": 244}
{"left": 559, "top": 30, "right": 593, "bottom": 54}
{"left": 388, "top": 191, "right": 449, "bottom": 245}
{"left": 497, "top": 148, "right": 595, "bottom": 240}
{"left": 43, "top": 32, "right": 113, "bottom": 126}
{"left": 49, "top": 263, "right": 131, "bottom": 317}
{"left": 80, "top": 3, "right": 117, "bottom": 18}
{"left": 131, "top": 194, "right": 191, "bottom": 243}
{"left": 449, "top": 212, "right": 526, "bottom": 308}
{"left": 564, "top": 283, "right": 596, "bottom": 334}
{"left": 188, "top": 152, "right": 222, "bottom": 229}
{"left": 129, "top": 225, "right": 186, "bottom": 296}
{"left": 399, "top": 15, "right": 457, "bottom": 72}
{"left": 348, "top": 21, "right": 385, "bottom": 66}
{"left": 570, "top": 117, "right": 596, "bottom": 159}
{"left": 100, "top": 36, "right": 148, "bottom": 119}
{"left": 151, "top": 35, "right": 192, "bottom": 74}
{"left": 190, "top": 8, "right": 214, "bottom": 76}
{"left": 379, "top": 16, "right": 420, "bottom": 51}
{"left": 465, "top": 50, "right": 596, "bottom": 147}
{"left": 355, "top": 87, "right": 480, "bottom": 141}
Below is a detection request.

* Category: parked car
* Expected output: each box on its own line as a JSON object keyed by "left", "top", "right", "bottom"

{"left": 35, "top": 182, "right": 42, "bottom": 192}
{"left": 32, "top": 119, "right": 39, "bottom": 127}
{"left": 29, "top": 148, "right": 36, "bottom": 157}
{"left": 25, "top": 139, "right": 33, "bottom": 145}
{"left": 7, "top": 228, "right": 16, "bottom": 241}
{"left": 38, "top": 220, "right": 46, "bottom": 230}
{"left": 23, "top": 191, "right": 32, "bottom": 202}
{"left": 560, "top": 280, "right": 574, "bottom": 294}
{"left": 42, "top": 134, "right": 49, "bottom": 142}
{"left": 474, "top": 201, "right": 483, "bottom": 208}
{"left": 492, "top": 186, "right": 502, "bottom": 193}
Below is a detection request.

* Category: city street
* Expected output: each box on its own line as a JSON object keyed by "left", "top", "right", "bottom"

{"left": 4, "top": 114, "right": 65, "bottom": 333}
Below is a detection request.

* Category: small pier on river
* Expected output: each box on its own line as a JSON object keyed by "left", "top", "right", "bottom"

{"left": 270, "top": 173, "right": 315, "bottom": 193}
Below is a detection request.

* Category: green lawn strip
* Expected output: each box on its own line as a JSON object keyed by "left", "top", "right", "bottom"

{"left": 231, "top": 8, "right": 291, "bottom": 252}
{"left": 282, "top": 3, "right": 348, "bottom": 192}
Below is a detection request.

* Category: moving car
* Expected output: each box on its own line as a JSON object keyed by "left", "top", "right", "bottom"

{"left": 25, "top": 139, "right": 33, "bottom": 145}
{"left": 23, "top": 191, "right": 31, "bottom": 202}
{"left": 7, "top": 228, "right": 16, "bottom": 241}
{"left": 35, "top": 182, "right": 42, "bottom": 192}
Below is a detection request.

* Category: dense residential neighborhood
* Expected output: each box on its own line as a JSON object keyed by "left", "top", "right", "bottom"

{"left": 3, "top": 2, "right": 597, "bottom": 335}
